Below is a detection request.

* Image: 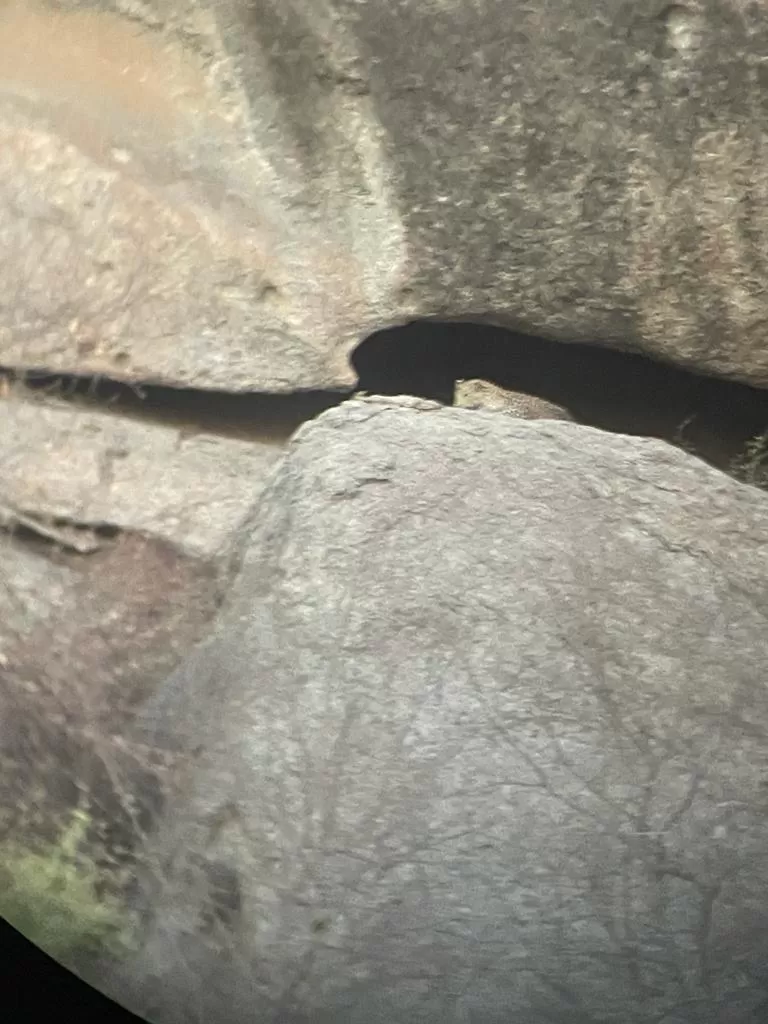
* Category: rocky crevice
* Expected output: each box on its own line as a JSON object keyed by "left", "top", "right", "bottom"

{"left": 3, "top": 318, "right": 768, "bottom": 489}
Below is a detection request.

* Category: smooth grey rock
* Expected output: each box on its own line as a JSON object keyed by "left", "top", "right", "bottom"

{"left": 3, "top": 1, "right": 768, "bottom": 387}
{"left": 0, "top": 2, "right": 397, "bottom": 391}
{"left": 111, "top": 397, "right": 768, "bottom": 1024}
{"left": 0, "top": 397, "right": 280, "bottom": 559}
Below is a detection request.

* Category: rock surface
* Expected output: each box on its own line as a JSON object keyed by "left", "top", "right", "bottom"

{"left": 2, "top": 1, "right": 768, "bottom": 387}
{"left": 0, "top": 396, "right": 280, "bottom": 559}
{"left": 107, "top": 396, "right": 768, "bottom": 1024}
{"left": 0, "top": 393, "right": 280, "bottom": 880}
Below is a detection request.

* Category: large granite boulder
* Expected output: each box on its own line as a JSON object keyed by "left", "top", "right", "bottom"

{"left": 1, "top": 1, "right": 768, "bottom": 388}
{"left": 99, "top": 397, "right": 768, "bottom": 1024}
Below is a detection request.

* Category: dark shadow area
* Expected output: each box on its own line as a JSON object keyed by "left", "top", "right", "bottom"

{"left": 1, "top": 516, "right": 120, "bottom": 556}
{"left": 1, "top": 916, "right": 146, "bottom": 1022}
{"left": 352, "top": 321, "right": 768, "bottom": 478}
{"left": 0, "top": 367, "right": 346, "bottom": 444}
{"left": 4, "top": 319, "right": 768, "bottom": 480}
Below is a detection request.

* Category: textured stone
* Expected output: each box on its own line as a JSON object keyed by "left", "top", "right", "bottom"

{"left": 0, "top": 396, "right": 280, "bottom": 559}
{"left": 0, "top": 391, "right": 279, "bottom": 875}
{"left": 108, "top": 397, "right": 768, "bottom": 1024}
{"left": 2, "top": 1, "right": 768, "bottom": 387}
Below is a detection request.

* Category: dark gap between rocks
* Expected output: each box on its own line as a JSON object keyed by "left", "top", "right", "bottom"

{"left": 0, "top": 513, "right": 120, "bottom": 556}
{"left": 2, "top": 319, "right": 768, "bottom": 484}
{"left": 0, "top": 368, "right": 346, "bottom": 444}
{"left": 353, "top": 320, "right": 768, "bottom": 482}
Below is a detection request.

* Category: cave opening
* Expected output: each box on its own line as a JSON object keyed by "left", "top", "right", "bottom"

{"left": 2, "top": 318, "right": 768, "bottom": 483}
{"left": 351, "top": 319, "right": 768, "bottom": 481}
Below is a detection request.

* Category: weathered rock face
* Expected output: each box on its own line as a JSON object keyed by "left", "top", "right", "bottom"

{"left": 0, "top": 395, "right": 281, "bottom": 560}
{"left": 2, "top": 1, "right": 768, "bottom": 389}
{"left": 104, "top": 397, "right": 768, "bottom": 1024}
{"left": 0, "top": 0, "right": 402, "bottom": 391}
{"left": 4, "top": 1, "right": 768, "bottom": 1017}
{"left": 0, "top": 391, "right": 281, "bottom": 887}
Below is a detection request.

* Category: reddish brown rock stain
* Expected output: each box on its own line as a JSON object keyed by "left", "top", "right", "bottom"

{"left": 0, "top": 1, "right": 217, "bottom": 156}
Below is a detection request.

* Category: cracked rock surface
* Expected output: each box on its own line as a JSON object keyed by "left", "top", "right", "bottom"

{"left": 111, "top": 398, "right": 768, "bottom": 1024}
{"left": 4, "top": 1, "right": 768, "bottom": 387}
